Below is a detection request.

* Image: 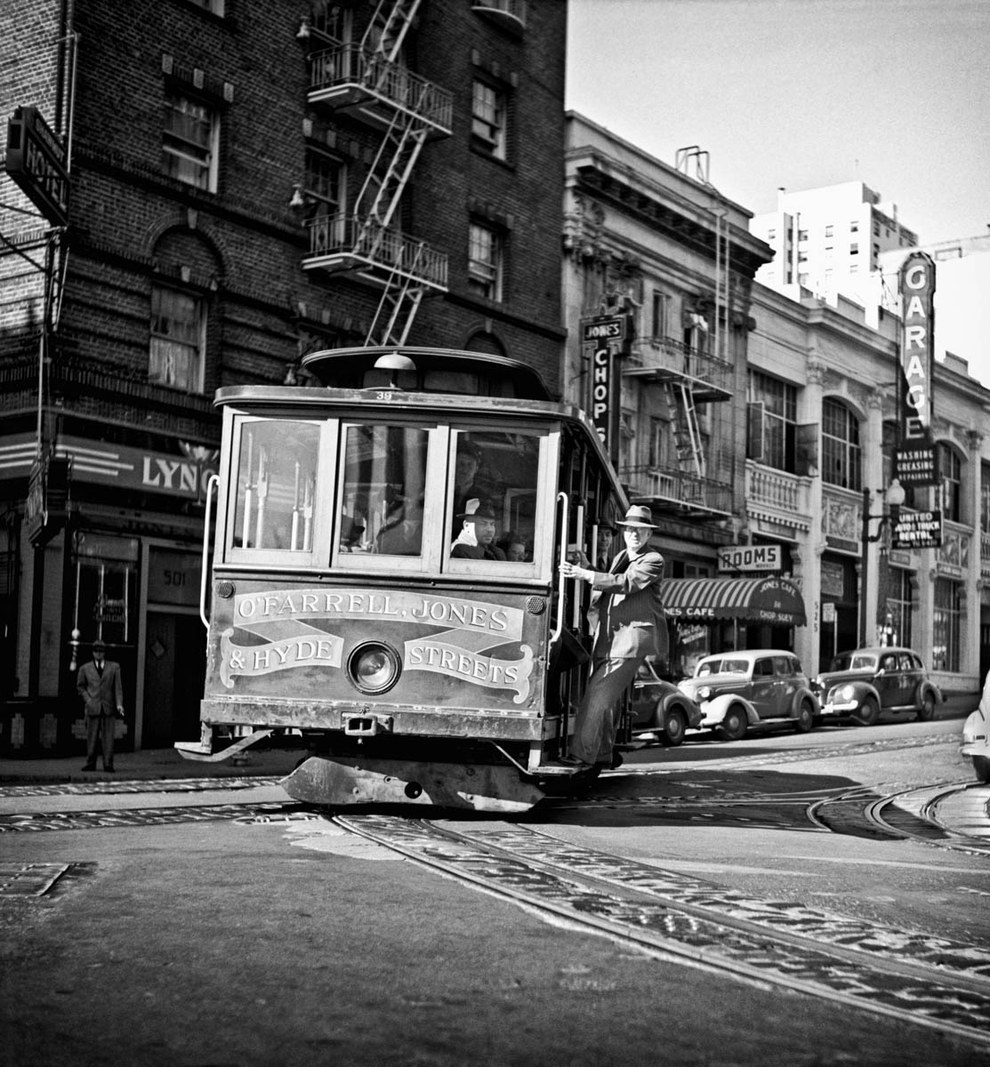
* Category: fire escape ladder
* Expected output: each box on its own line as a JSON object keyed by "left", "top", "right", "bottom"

{"left": 355, "top": 106, "right": 428, "bottom": 231}
{"left": 361, "top": 0, "right": 422, "bottom": 61}
{"left": 365, "top": 259, "right": 427, "bottom": 346}
{"left": 665, "top": 380, "right": 706, "bottom": 480}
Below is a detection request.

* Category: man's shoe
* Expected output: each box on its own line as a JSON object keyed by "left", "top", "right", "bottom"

{"left": 555, "top": 754, "right": 591, "bottom": 767}
{"left": 81, "top": 764, "right": 96, "bottom": 772}
{"left": 609, "top": 752, "right": 624, "bottom": 769}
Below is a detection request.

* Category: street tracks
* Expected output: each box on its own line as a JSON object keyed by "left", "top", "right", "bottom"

{"left": 335, "top": 813, "right": 990, "bottom": 1052}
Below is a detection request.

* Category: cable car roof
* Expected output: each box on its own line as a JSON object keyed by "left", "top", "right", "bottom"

{"left": 301, "top": 346, "right": 552, "bottom": 401}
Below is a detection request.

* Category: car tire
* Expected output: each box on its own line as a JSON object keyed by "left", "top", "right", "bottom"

{"left": 852, "top": 696, "right": 880, "bottom": 727}
{"left": 916, "top": 692, "right": 936, "bottom": 722}
{"left": 661, "top": 707, "right": 687, "bottom": 747}
{"left": 718, "top": 705, "right": 747, "bottom": 742}
{"left": 973, "top": 756, "right": 990, "bottom": 784}
{"left": 794, "top": 699, "right": 814, "bottom": 733}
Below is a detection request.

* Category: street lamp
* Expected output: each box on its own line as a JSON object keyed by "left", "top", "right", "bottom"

{"left": 859, "top": 478, "right": 906, "bottom": 647}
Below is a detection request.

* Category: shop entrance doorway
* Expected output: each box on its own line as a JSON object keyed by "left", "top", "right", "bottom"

{"left": 142, "top": 610, "right": 205, "bottom": 748}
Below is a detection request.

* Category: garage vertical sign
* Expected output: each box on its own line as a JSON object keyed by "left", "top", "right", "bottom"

{"left": 894, "top": 252, "right": 938, "bottom": 488}
{"left": 582, "top": 315, "right": 627, "bottom": 467}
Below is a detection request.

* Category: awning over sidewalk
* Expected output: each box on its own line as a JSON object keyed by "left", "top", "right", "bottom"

{"left": 660, "top": 576, "right": 807, "bottom": 627}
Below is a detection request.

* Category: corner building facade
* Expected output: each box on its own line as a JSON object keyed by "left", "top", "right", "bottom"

{"left": 0, "top": 0, "right": 568, "bottom": 754}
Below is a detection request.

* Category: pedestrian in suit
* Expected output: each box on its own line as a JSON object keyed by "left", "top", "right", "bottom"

{"left": 77, "top": 639, "right": 124, "bottom": 772}
{"left": 558, "top": 505, "right": 667, "bottom": 767}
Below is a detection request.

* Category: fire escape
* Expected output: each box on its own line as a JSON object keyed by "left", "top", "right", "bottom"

{"left": 301, "top": 0, "right": 452, "bottom": 346}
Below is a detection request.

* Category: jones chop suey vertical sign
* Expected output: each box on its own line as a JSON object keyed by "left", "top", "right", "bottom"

{"left": 894, "top": 252, "right": 938, "bottom": 487}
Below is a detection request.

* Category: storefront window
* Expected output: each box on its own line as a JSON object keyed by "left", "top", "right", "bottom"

{"left": 885, "top": 567, "right": 913, "bottom": 649}
{"left": 72, "top": 533, "right": 140, "bottom": 649}
{"left": 932, "top": 577, "right": 961, "bottom": 672}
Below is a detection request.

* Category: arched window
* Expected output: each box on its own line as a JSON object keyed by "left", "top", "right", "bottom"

{"left": 822, "top": 399, "right": 861, "bottom": 491}
{"left": 938, "top": 443, "right": 962, "bottom": 523}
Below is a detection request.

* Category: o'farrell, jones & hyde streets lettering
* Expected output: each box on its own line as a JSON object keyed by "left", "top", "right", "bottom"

{"left": 219, "top": 587, "right": 533, "bottom": 698}
{"left": 232, "top": 587, "right": 521, "bottom": 638}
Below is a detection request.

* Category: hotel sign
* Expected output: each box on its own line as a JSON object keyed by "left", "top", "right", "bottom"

{"left": 717, "top": 544, "right": 781, "bottom": 572}
{"left": 5, "top": 106, "right": 70, "bottom": 227}
{"left": 894, "top": 253, "right": 938, "bottom": 487}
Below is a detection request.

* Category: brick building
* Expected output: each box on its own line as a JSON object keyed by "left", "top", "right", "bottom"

{"left": 0, "top": 0, "right": 567, "bottom": 754}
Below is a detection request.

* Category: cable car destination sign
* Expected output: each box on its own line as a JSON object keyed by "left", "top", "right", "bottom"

{"left": 894, "top": 252, "right": 938, "bottom": 487}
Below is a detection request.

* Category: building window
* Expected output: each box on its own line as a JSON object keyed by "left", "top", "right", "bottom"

{"left": 798, "top": 229, "right": 808, "bottom": 241}
{"left": 825, "top": 225, "right": 834, "bottom": 237}
{"left": 648, "top": 416, "right": 665, "bottom": 468}
{"left": 471, "top": 79, "right": 507, "bottom": 160}
{"left": 651, "top": 290, "right": 670, "bottom": 340}
{"left": 939, "top": 444, "right": 962, "bottom": 522}
{"left": 163, "top": 93, "right": 218, "bottom": 191}
{"left": 886, "top": 567, "right": 913, "bottom": 649}
{"left": 981, "top": 462, "right": 990, "bottom": 532}
{"left": 304, "top": 149, "right": 345, "bottom": 217}
{"left": 822, "top": 398, "right": 861, "bottom": 490}
{"left": 468, "top": 221, "right": 503, "bottom": 301}
{"left": 932, "top": 578, "right": 961, "bottom": 672}
{"left": 850, "top": 221, "right": 859, "bottom": 233}
{"left": 149, "top": 286, "right": 205, "bottom": 392}
{"left": 747, "top": 370, "right": 796, "bottom": 472}
{"left": 850, "top": 243, "right": 859, "bottom": 255}
{"left": 767, "top": 229, "right": 776, "bottom": 241}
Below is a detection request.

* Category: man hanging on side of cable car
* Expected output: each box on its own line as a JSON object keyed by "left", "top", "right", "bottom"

{"left": 451, "top": 498, "right": 507, "bottom": 561}
{"left": 557, "top": 504, "right": 667, "bottom": 768}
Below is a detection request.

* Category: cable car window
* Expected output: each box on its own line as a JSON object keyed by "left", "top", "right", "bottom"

{"left": 232, "top": 419, "right": 321, "bottom": 553}
{"left": 447, "top": 427, "right": 549, "bottom": 574}
{"left": 336, "top": 423, "right": 431, "bottom": 560}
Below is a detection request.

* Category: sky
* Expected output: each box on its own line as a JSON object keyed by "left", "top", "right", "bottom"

{"left": 565, "top": 0, "right": 989, "bottom": 246}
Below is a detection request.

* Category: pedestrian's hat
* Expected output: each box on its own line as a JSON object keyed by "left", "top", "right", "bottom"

{"left": 92, "top": 639, "right": 106, "bottom": 651}
{"left": 458, "top": 497, "right": 496, "bottom": 521}
{"left": 617, "top": 504, "right": 658, "bottom": 529}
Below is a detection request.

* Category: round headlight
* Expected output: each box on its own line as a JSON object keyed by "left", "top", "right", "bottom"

{"left": 838, "top": 684, "right": 856, "bottom": 701}
{"left": 698, "top": 686, "right": 712, "bottom": 701}
{"left": 347, "top": 642, "right": 401, "bottom": 695}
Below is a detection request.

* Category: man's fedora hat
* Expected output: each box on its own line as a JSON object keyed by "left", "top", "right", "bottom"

{"left": 617, "top": 504, "right": 658, "bottom": 529}
{"left": 458, "top": 497, "right": 496, "bottom": 521}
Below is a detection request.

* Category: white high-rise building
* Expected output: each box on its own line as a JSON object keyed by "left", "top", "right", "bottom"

{"left": 750, "top": 181, "right": 918, "bottom": 308}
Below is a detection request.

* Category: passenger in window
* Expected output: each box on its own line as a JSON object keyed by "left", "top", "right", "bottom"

{"left": 499, "top": 531, "right": 529, "bottom": 562}
{"left": 594, "top": 522, "right": 617, "bottom": 570}
{"left": 340, "top": 513, "right": 366, "bottom": 552}
{"left": 451, "top": 498, "right": 506, "bottom": 560}
{"left": 452, "top": 440, "right": 485, "bottom": 536}
{"left": 378, "top": 495, "right": 425, "bottom": 555}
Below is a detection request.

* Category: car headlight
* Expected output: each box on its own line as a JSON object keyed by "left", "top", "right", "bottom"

{"left": 347, "top": 642, "right": 401, "bottom": 695}
{"left": 837, "top": 684, "right": 856, "bottom": 702}
{"left": 697, "top": 686, "right": 712, "bottom": 701}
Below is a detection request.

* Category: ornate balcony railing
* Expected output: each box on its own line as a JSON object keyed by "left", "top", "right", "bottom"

{"left": 746, "top": 461, "right": 812, "bottom": 530}
{"left": 623, "top": 337, "right": 733, "bottom": 401}
{"left": 308, "top": 45, "right": 453, "bottom": 135}
{"left": 303, "top": 213, "right": 449, "bottom": 290}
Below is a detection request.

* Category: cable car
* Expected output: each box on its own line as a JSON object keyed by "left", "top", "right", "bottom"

{"left": 177, "top": 347, "right": 627, "bottom": 811}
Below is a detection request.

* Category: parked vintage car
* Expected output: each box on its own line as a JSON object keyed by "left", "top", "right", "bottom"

{"left": 813, "top": 647, "right": 942, "bottom": 726}
{"left": 961, "top": 671, "right": 990, "bottom": 783}
{"left": 677, "top": 650, "right": 819, "bottom": 741}
{"left": 625, "top": 662, "right": 705, "bottom": 746}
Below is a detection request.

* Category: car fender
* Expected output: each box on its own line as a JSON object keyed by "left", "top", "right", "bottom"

{"left": 914, "top": 680, "right": 943, "bottom": 708}
{"left": 834, "top": 680, "right": 881, "bottom": 707}
{"left": 699, "top": 693, "right": 758, "bottom": 727}
{"left": 961, "top": 707, "right": 989, "bottom": 757}
{"left": 788, "top": 686, "right": 821, "bottom": 718}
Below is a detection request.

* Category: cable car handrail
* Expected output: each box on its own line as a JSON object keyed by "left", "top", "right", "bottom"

{"left": 550, "top": 490, "right": 569, "bottom": 649}
{"left": 199, "top": 472, "right": 219, "bottom": 630}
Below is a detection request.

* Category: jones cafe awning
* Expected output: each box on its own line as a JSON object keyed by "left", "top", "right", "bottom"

{"left": 660, "top": 576, "right": 807, "bottom": 627}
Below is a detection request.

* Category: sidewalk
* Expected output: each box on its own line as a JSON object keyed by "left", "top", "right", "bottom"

{"left": 0, "top": 740, "right": 306, "bottom": 786}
